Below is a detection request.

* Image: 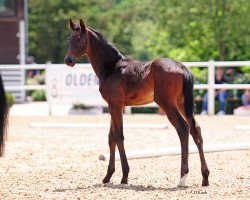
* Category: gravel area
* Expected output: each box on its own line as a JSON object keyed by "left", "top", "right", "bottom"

{"left": 0, "top": 115, "right": 249, "bottom": 199}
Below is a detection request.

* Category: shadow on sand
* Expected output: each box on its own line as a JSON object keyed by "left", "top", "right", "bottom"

{"left": 53, "top": 183, "right": 188, "bottom": 193}
{"left": 93, "top": 183, "right": 188, "bottom": 192}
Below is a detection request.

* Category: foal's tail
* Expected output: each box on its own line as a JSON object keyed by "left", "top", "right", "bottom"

{"left": 183, "top": 69, "right": 195, "bottom": 118}
{"left": 0, "top": 73, "right": 8, "bottom": 157}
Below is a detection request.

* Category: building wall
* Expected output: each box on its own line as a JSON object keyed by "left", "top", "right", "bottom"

{"left": 0, "top": 21, "right": 19, "bottom": 64}
{"left": 0, "top": 0, "right": 24, "bottom": 64}
{"left": 0, "top": 0, "right": 26, "bottom": 102}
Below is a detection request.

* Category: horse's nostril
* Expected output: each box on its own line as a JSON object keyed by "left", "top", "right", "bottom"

{"left": 64, "top": 56, "right": 75, "bottom": 66}
{"left": 65, "top": 57, "right": 72, "bottom": 65}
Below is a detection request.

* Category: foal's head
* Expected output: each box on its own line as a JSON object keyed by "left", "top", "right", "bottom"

{"left": 64, "top": 19, "right": 88, "bottom": 67}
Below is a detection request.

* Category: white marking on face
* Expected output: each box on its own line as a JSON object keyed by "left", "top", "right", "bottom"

{"left": 178, "top": 174, "right": 188, "bottom": 187}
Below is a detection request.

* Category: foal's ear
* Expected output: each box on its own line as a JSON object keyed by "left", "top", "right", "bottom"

{"left": 69, "top": 18, "right": 75, "bottom": 30}
{"left": 79, "top": 19, "right": 86, "bottom": 33}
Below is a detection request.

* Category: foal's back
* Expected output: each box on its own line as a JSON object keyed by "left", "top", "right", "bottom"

{"left": 109, "top": 58, "right": 186, "bottom": 106}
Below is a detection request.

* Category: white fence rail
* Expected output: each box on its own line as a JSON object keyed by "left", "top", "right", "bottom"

{"left": 0, "top": 61, "right": 250, "bottom": 115}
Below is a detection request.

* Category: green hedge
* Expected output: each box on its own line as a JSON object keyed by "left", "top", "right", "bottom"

{"left": 6, "top": 92, "right": 15, "bottom": 108}
{"left": 31, "top": 90, "right": 46, "bottom": 101}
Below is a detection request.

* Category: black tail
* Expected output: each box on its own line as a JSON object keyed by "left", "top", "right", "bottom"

{"left": 183, "top": 69, "right": 195, "bottom": 118}
{"left": 0, "top": 73, "right": 8, "bottom": 157}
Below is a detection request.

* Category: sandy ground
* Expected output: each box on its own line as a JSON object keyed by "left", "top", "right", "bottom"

{"left": 0, "top": 114, "right": 249, "bottom": 200}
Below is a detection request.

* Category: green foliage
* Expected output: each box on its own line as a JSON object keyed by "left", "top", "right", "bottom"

{"left": 31, "top": 90, "right": 46, "bottom": 101}
{"left": 190, "top": 67, "right": 208, "bottom": 84}
{"left": 26, "top": 73, "right": 46, "bottom": 98}
{"left": 29, "top": 0, "right": 85, "bottom": 63}
{"left": 26, "top": 73, "right": 45, "bottom": 85}
{"left": 72, "top": 103, "right": 95, "bottom": 110}
{"left": 225, "top": 68, "right": 247, "bottom": 84}
{"left": 5, "top": 93, "right": 15, "bottom": 108}
{"left": 131, "top": 107, "right": 158, "bottom": 114}
{"left": 189, "top": 67, "right": 208, "bottom": 98}
{"left": 103, "top": 106, "right": 158, "bottom": 114}
{"left": 28, "top": 0, "right": 250, "bottom": 63}
{"left": 239, "top": 66, "right": 250, "bottom": 73}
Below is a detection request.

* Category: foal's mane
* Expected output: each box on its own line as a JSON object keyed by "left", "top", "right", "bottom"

{"left": 87, "top": 26, "right": 124, "bottom": 61}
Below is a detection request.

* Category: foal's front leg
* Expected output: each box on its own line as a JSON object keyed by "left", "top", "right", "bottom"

{"left": 108, "top": 104, "right": 129, "bottom": 184}
{"left": 102, "top": 125, "right": 116, "bottom": 183}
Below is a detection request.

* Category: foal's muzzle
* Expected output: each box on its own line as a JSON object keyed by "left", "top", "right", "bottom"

{"left": 64, "top": 56, "right": 76, "bottom": 67}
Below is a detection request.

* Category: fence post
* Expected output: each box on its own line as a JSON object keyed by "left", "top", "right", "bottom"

{"left": 208, "top": 59, "right": 215, "bottom": 115}
{"left": 19, "top": 20, "right": 26, "bottom": 102}
{"left": 45, "top": 62, "right": 52, "bottom": 115}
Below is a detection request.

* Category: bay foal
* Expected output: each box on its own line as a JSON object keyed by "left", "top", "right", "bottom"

{"left": 64, "top": 19, "right": 209, "bottom": 187}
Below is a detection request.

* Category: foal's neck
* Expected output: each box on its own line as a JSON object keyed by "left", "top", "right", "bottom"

{"left": 86, "top": 28, "right": 123, "bottom": 80}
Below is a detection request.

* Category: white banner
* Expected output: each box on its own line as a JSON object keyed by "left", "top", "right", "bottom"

{"left": 46, "top": 64, "right": 107, "bottom": 106}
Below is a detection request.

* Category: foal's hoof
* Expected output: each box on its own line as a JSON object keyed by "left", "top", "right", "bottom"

{"left": 102, "top": 177, "right": 110, "bottom": 184}
{"left": 178, "top": 174, "right": 188, "bottom": 187}
{"left": 120, "top": 179, "right": 128, "bottom": 184}
{"left": 202, "top": 169, "right": 210, "bottom": 186}
{"left": 202, "top": 179, "right": 209, "bottom": 187}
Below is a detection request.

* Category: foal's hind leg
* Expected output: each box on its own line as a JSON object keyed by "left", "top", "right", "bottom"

{"left": 187, "top": 117, "right": 210, "bottom": 186}
{"left": 157, "top": 101, "right": 190, "bottom": 187}
{"left": 177, "top": 99, "right": 210, "bottom": 186}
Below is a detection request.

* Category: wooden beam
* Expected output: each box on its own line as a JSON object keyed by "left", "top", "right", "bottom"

{"left": 99, "top": 142, "right": 250, "bottom": 161}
